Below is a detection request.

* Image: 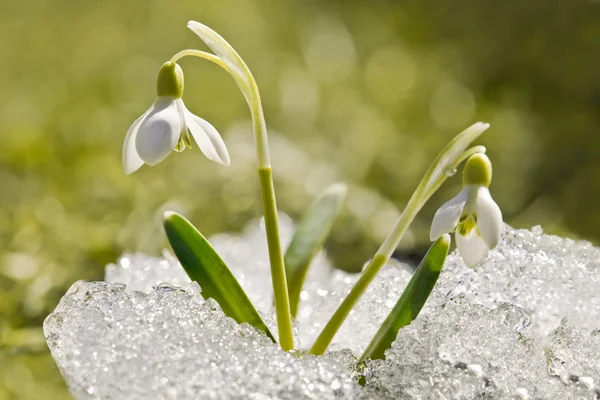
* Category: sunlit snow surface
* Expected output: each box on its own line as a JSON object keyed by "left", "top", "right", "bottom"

{"left": 45, "top": 218, "right": 600, "bottom": 399}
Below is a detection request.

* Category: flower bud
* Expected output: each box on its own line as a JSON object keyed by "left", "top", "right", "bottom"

{"left": 462, "top": 153, "right": 492, "bottom": 187}
{"left": 156, "top": 62, "right": 184, "bottom": 98}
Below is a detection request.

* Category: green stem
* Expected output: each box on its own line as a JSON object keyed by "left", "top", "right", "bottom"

{"left": 172, "top": 47, "right": 293, "bottom": 350}
{"left": 171, "top": 49, "right": 226, "bottom": 68}
{"left": 259, "top": 168, "right": 294, "bottom": 350}
{"left": 243, "top": 59, "right": 293, "bottom": 350}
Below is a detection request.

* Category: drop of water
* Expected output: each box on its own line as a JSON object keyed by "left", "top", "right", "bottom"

{"left": 445, "top": 168, "right": 457, "bottom": 177}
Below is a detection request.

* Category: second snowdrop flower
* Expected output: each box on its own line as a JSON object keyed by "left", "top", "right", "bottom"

{"left": 122, "top": 61, "right": 230, "bottom": 175}
{"left": 430, "top": 153, "right": 503, "bottom": 267}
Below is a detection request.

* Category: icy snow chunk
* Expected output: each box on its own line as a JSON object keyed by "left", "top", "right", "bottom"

{"left": 546, "top": 319, "right": 600, "bottom": 390}
{"left": 361, "top": 226, "right": 600, "bottom": 400}
{"left": 44, "top": 280, "right": 359, "bottom": 399}
{"left": 105, "top": 251, "right": 190, "bottom": 293}
{"left": 48, "top": 219, "right": 600, "bottom": 399}
{"left": 361, "top": 297, "right": 552, "bottom": 399}
{"left": 435, "top": 226, "right": 600, "bottom": 335}
{"left": 362, "top": 301, "right": 600, "bottom": 399}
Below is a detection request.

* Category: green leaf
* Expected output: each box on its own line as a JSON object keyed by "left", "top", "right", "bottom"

{"left": 285, "top": 183, "right": 347, "bottom": 318}
{"left": 163, "top": 211, "right": 275, "bottom": 342}
{"left": 359, "top": 234, "right": 450, "bottom": 362}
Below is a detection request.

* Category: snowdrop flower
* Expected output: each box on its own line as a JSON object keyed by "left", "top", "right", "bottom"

{"left": 430, "top": 153, "right": 503, "bottom": 267}
{"left": 122, "top": 61, "right": 230, "bottom": 174}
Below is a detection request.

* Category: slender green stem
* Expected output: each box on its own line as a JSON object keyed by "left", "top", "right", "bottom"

{"left": 309, "top": 126, "right": 488, "bottom": 355}
{"left": 259, "top": 168, "right": 294, "bottom": 350}
{"left": 456, "top": 145, "right": 486, "bottom": 167}
{"left": 170, "top": 49, "right": 226, "bottom": 68}
{"left": 172, "top": 46, "right": 293, "bottom": 350}
{"left": 240, "top": 56, "right": 292, "bottom": 350}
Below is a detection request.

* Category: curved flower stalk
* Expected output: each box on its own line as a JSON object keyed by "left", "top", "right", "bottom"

{"left": 309, "top": 122, "right": 490, "bottom": 355}
{"left": 122, "top": 61, "right": 229, "bottom": 174}
{"left": 162, "top": 21, "right": 294, "bottom": 351}
{"left": 430, "top": 153, "right": 503, "bottom": 266}
{"left": 185, "top": 21, "right": 267, "bottom": 166}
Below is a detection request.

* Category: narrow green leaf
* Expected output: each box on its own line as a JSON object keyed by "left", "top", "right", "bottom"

{"left": 359, "top": 234, "right": 451, "bottom": 362}
{"left": 163, "top": 211, "right": 275, "bottom": 342}
{"left": 285, "top": 183, "right": 347, "bottom": 318}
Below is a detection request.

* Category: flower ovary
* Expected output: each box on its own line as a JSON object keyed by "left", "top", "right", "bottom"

{"left": 462, "top": 153, "right": 492, "bottom": 187}
{"left": 157, "top": 62, "right": 184, "bottom": 98}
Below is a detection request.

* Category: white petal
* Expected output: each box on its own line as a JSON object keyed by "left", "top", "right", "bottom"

{"left": 182, "top": 103, "right": 230, "bottom": 166}
{"left": 456, "top": 229, "right": 489, "bottom": 267}
{"left": 475, "top": 187, "right": 503, "bottom": 249}
{"left": 135, "top": 97, "right": 181, "bottom": 166}
{"left": 122, "top": 106, "right": 152, "bottom": 174}
{"left": 430, "top": 187, "right": 468, "bottom": 240}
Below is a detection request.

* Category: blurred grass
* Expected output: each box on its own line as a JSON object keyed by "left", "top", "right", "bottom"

{"left": 1, "top": 0, "right": 599, "bottom": 398}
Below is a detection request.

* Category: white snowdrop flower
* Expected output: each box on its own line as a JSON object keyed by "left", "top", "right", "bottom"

{"left": 430, "top": 153, "right": 503, "bottom": 267}
{"left": 122, "top": 61, "right": 230, "bottom": 174}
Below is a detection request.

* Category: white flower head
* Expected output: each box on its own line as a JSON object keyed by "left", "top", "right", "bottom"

{"left": 429, "top": 153, "right": 503, "bottom": 267}
{"left": 122, "top": 61, "right": 230, "bottom": 174}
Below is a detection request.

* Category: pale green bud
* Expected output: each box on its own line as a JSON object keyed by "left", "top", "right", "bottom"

{"left": 462, "top": 153, "right": 492, "bottom": 187}
{"left": 156, "top": 62, "right": 184, "bottom": 98}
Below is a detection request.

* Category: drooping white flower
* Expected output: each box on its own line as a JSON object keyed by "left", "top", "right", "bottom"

{"left": 122, "top": 61, "right": 229, "bottom": 175}
{"left": 430, "top": 153, "right": 503, "bottom": 267}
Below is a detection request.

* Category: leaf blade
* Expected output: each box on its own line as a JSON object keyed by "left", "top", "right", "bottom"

{"left": 359, "top": 234, "right": 450, "bottom": 362}
{"left": 163, "top": 211, "right": 275, "bottom": 341}
{"left": 285, "top": 183, "right": 347, "bottom": 317}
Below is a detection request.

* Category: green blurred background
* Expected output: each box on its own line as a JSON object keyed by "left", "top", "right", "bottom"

{"left": 1, "top": 0, "right": 599, "bottom": 398}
